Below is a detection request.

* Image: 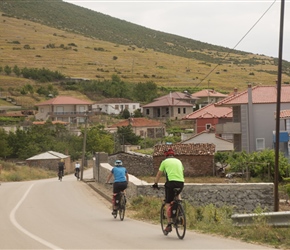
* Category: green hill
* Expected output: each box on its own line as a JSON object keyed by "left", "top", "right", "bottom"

{"left": 1, "top": 0, "right": 290, "bottom": 108}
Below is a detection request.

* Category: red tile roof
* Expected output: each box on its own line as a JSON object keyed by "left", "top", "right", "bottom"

{"left": 142, "top": 97, "right": 193, "bottom": 108}
{"left": 36, "top": 96, "right": 93, "bottom": 106}
{"left": 191, "top": 89, "right": 228, "bottom": 98}
{"left": 280, "top": 110, "right": 290, "bottom": 119}
{"left": 109, "top": 117, "right": 163, "bottom": 128}
{"left": 183, "top": 103, "right": 232, "bottom": 119}
{"left": 215, "top": 85, "right": 290, "bottom": 106}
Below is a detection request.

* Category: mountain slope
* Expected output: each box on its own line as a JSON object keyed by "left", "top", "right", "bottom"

{"left": 1, "top": 0, "right": 290, "bottom": 96}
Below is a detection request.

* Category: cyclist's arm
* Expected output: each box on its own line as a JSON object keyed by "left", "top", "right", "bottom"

{"left": 126, "top": 173, "right": 129, "bottom": 183}
{"left": 106, "top": 172, "right": 113, "bottom": 183}
{"left": 154, "top": 170, "right": 163, "bottom": 184}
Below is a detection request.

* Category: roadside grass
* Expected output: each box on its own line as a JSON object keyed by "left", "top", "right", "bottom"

{"left": 128, "top": 195, "right": 290, "bottom": 249}
{"left": 0, "top": 160, "right": 56, "bottom": 181}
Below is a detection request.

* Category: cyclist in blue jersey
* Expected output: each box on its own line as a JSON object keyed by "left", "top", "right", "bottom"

{"left": 106, "top": 160, "right": 129, "bottom": 215}
{"left": 153, "top": 148, "right": 184, "bottom": 233}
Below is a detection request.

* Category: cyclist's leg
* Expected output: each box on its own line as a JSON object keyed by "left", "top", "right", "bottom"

{"left": 164, "top": 182, "right": 175, "bottom": 232}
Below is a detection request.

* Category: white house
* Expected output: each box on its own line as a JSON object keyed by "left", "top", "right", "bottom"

{"left": 92, "top": 98, "right": 141, "bottom": 115}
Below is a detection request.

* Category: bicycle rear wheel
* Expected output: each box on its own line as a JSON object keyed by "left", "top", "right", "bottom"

{"left": 119, "top": 193, "right": 126, "bottom": 221}
{"left": 160, "top": 203, "right": 168, "bottom": 236}
{"left": 174, "top": 203, "right": 186, "bottom": 239}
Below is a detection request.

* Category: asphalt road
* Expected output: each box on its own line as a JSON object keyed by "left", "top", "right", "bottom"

{"left": 0, "top": 169, "right": 278, "bottom": 250}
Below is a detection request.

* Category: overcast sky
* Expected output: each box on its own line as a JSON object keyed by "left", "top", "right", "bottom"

{"left": 65, "top": 0, "right": 290, "bottom": 61}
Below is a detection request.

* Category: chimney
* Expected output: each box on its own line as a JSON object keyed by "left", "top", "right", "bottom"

{"left": 234, "top": 87, "right": 238, "bottom": 95}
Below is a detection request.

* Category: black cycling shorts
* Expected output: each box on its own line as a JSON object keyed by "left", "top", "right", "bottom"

{"left": 164, "top": 181, "right": 184, "bottom": 203}
{"left": 113, "top": 181, "right": 127, "bottom": 193}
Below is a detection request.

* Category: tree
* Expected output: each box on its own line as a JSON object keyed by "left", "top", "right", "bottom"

{"left": 86, "top": 125, "right": 114, "bottom": 154}
{"left": 120, "top": 108, "right": 130, "bottom": 119}
{"left": 133, "top": 81, "right": 158, "bottom": 102}
{"left": 13, "top": 65, "right": 21, "bottom": 77}
{"left": 4, "top": 65, "right": 12, "bottom": 75}
{"left": 117, "top": 125, "right": 141, "bottom": 145}
{"left": 0, "top": 129, "right": 12, "bottom": 159}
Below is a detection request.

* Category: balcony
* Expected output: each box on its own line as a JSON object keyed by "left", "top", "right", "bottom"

{"left": 48, "top": 111, "right": 92, "bottom": 118}
{"left": 215, "top": 122, "right": 241, "bottom": 134}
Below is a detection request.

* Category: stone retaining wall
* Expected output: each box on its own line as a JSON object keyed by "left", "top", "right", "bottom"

{"left": 95, "top": 157, "right": 274, "bottom": 213}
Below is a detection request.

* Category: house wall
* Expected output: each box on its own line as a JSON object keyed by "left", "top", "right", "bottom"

{"left": 93, "top": 102, "right": 140, "bottom": 115}
{"left": 237, "top": 103, "right": 290, "bottom": 153}
{"left": 196, "top": 118, "right": 219, "bottom": 133}
{"left": 182, "top": 133, "right": 233, "bottom": 152}
{"left": 26, "top": 157, "right": 73, "bottom": 173}
{"left": 143, "top": 106, "right": 192, "bottom": 120}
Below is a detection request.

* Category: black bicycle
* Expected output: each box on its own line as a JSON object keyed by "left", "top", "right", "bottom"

{"left": 113, "top": 191, "right": 126, "bottom": 221}
{"left": 107, "top": 183, "right": 126, "bottom": 221}
{"left": 160, "top": 188, "right": 186, "bottom": 239}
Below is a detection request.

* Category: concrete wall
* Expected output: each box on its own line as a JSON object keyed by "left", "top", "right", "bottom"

{"left": 94, "top": 155, "right": 274, "bottom": 213}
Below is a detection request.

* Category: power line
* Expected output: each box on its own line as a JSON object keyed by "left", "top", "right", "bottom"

{"left": 195, "top": 0, "right": 277, "bottom": 88}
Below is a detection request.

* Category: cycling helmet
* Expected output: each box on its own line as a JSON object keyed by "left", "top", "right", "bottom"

{"left": 115, "top": 160, "right": 123, "bottom": 166}
{"left": 164, "top": 148, "right": 175, "bottom": 156}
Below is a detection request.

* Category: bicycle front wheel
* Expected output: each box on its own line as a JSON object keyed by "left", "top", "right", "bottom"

{"left": 119, "top": 193, "right": 126, "bottom": 221}
{"left": 160, "top": 203, "right": 168, "bottom": 236}
{"left": 174, "top": 203, "right": 186, "bottom": 239}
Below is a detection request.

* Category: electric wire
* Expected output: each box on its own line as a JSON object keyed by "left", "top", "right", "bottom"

{"left": 195, "top": 0, "right": 277, "bottom": 88}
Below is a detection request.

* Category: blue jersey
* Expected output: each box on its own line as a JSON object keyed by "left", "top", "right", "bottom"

{"left": 112, "top": 166, "right": 127, "bottom": 183}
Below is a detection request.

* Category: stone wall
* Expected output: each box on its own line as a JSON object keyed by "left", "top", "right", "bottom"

{"left": 108, "top": 152, "right": 153, "bottom": 176}
{"left": 95, "top": 157, "right": 274, "bottom": 213}
{"left": 153, "top": 155, "right": 214, "bottom": 176}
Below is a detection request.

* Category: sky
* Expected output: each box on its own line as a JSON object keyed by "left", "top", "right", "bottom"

{"left": 64, "top": 0, "right": 290, "bottom": 61}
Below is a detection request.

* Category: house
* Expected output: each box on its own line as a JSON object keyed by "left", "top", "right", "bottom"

{"left": 26, "top": 151, "right": 72, "bottom": 172}
{"left": 107, "top": 117, "right": 165, "bottom": 139}
{"left": 154, "top": 91, "right": 199, "bottom": 105}
{"left": 35, "top": 96, "right": 93, "bottom": 125}
{"left": 215, "top": 84, "right": 290, "bottom": 153}
{"left": 191, "top": 89, "right": 228, "bottom": 108}
{"left": 142, "top": 96, "right": 194, "bottom": 120}
{"left": 92, "top": 98, "right": 140, "bottom": 115}
{"left": 179, "top": 130, "right": 233, "bottom": 152}
{"left": 182, "top": 103, "right": 233, "bottom": 140}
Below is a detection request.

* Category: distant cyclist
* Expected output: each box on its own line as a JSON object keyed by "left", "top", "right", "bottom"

{"left": 75, "top": 161, "right": 80, "bottom": 180}
{"left": 106, "top": 160, "right": 129, "bottom": 216}
{"left": 58, "top": 159, "right": 65, "bottom": 181}
{"left": 153, "top": 148, "right": 184, "bottom": 233}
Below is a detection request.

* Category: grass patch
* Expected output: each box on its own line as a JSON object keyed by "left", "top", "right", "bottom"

{"left": 128, "top": 195, "right": 290, "bottom": 249}
{"left": 0, "top": 160, "right": 56, "bottom": 181}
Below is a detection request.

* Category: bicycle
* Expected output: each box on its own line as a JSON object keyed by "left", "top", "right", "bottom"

{"left": 159, "top": 187, "right": 186, "bottom": 239}
{"left": 58, "top": 170, "right": 64, "bottom": 181}
{"left": 107, "top": 183, "right": 127, "bottom": 221}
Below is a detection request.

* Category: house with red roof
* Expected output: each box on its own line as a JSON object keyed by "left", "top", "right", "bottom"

{"left": 182, "top": 103, "right": 233, "bottom": 140}
{"left": 215, "top": 84, "right": 290, "bottom": 152}
{"left": 191, "top": 89, "right": 228, "bottom": 108}
{"left": 142, "top": 94, "right": 194, "bottom": 120}
{"left": 107, "top": 117, "right": 165, "bottom": 139}
{"left": 35, "top": 96, "right": 93, "bottom": 124}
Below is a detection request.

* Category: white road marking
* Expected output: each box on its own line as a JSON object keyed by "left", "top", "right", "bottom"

{"left": 9, "top": 183, "right": 63, "bottom": 250}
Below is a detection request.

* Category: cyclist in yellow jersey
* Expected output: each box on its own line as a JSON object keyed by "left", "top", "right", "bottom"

{"left": 153, "top": 148, "right": 184, "bottom": 233}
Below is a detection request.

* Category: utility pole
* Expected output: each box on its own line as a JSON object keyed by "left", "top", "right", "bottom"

{"left": 274, "top": 0, "right": 285, "bottom": 212}
{"left": 81, "top": 111, "right": 88, "bottom": 181}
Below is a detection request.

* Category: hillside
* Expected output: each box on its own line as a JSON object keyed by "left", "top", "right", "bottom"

{"left": 1, "top": 0, "right": 290, "bottom": 107}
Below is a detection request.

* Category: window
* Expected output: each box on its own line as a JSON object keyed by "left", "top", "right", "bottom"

{"left": 178, "top": 108, "right": 181, "bottom": 114}
{"left": 115, "top": 105, "right": 119, "bottom": 110}
{"left": 206, "top": 123, "right": 211, "bottom": 130}
{"left": 256, "top": 138, "right": 265, "bottom": 150}
{"left": 183, "top": 108, "right": 186, "bottom": 114}
{"left": 125, "top": 105, "right": 129, "bottom": 109}
{"left": 40, "top": 108, "right": 44, "bottom": 113}
{"left": 146, "top": 109, "right": 150, "bottom": 115}
{"left": 133, "top": 105, "right": 136, "bottom": 109}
